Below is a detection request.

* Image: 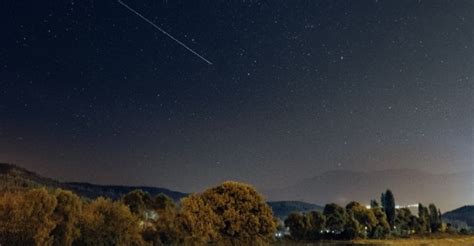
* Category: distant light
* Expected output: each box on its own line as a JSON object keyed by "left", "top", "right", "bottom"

{"left": 396, "top": 204, "right": 419, "bottom": 209}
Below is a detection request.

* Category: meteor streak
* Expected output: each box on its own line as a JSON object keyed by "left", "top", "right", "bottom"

{"left": 117, "top": 0, "right": 213, "bottom": 65}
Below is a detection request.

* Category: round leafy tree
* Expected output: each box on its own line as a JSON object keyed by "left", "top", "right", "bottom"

{"left": 182, "top": 181, "right": 277, "bottom": 244}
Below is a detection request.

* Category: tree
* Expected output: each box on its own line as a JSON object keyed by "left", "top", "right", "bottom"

{"left": 381, "top": 190, "right": 396, "bottom": 227}
{"left": 307, "top": 211, "right": 326, "bottom": 240}
{"left": 142, "top": 220, "right": 178, "bottom": 245}
{"left": 380, "top": 193, "right": 385, "bottom": 209}
{"left": 284, "top": 212, "right": 310, "bottom": 240}
{"left": 51, "top": 189, "right": 82, "bottom": 246}
{"left": 417, "top": 203, "right": 430, "bottom": 233}
{"left": 428, "top": 203, "right": 442, "bottom": 233}
{"left": 370, "top": 199, "right": 379, "bottom": 208}
{"left": 0, "top": 188, "right": 57, "bottom": 245}
{"left": 121, "top": 190, "right": 153, "bottom": 218}
{"left": 346, "top": 201, "right": 377, "bottom": 238}
{"left": 371, "top": 207, "right": 390, "bottom": 239}
{"left": 175, "top": 194, "right": 221, "bottom": 244}
{"left": 408, "top": 215, "right": 419, "bottom": 234}
{"left": 183, "top": 181, "right": 277, "bottom": 244}
{"left": 122, "top": 191, "right": 178, "bottom": 245}
{"left": 323, "top": 203, "right": 347, "bottom": 235}
{"left": 396, "top": 208, "right": 413, "bottom": 235}
{"left": 342, "top": 211, "right": 361, "bottom": 240}
{"left": 152, "top": 193, "right": 175, "bottom": 211}
{"left": 149, "top": 193, "right": 179, "bottom": 244}
{"left": 284, "top": 211, "right": 325, "bottom": 241}
{"left": 152, "top": 193, "right": 178, "bottom": 244}
{"left": 76, "top": 197, "right": 144, "bottom": 246}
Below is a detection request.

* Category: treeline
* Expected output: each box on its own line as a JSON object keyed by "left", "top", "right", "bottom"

{"left": 284, "top": 189, "right": 447, "bottom": 241}
{"left": 0, "top": 183, "right": 464, "bottom": 245}
{"left": 0, "top": 181, "right": 277, "bottom": 245}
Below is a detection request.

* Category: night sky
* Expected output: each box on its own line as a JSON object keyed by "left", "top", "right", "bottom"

{"left": 0, "top": 0, "right": 472, "bottom": 193}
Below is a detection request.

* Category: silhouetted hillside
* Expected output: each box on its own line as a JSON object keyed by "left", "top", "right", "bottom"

{"left": 8, "top": 163, "right": 470, "bottom": 221}
{"left": 0, "top": 163, "right": 187, "bottom": 201}
{"left": 443, "top": 205, "right": 474, "bottom": 227}
{"left": 265, "top": 169, "right": 474, "bottom": 211}
{"left": 268, "top": 201, "right": 322, "bottom": 219}
{"left": 0, "top": 163, "right": 60, "bottom": 189}
{"left": 63, "top": 182, "right": 187, "bottom": 201}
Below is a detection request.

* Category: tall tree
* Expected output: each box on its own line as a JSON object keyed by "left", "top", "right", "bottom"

{"left": 382, "top": 190, "right": 396, "bottom": 227}
{"left": 428, "top": 203, "right": 442, "bottom": 233}
{"left": 417, "top": 203, "right": 430, "bottom": 233}
{"left": 380, "top": 193, "right": 386, "bottom": 209}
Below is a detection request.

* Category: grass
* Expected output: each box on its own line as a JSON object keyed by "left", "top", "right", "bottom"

{"left": 353, "top": 236, "right": 474, "bottom": 245}
{"left": 274, "top": 235, "right": 474, "bottom": 245}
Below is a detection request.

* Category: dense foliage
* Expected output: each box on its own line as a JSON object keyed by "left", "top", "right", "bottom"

{"left": 0, "top": 181, "right": 277, "bottom": 245}
{"left": 0, "top": 182, "right": 466, "bottom": 244}
{"left": 284, "top": 189, "right": 452, "bottom": 241}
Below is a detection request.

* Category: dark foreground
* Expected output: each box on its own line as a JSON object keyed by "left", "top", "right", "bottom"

{"left": 274, "top": 236, "right": 474, "bottom": 245}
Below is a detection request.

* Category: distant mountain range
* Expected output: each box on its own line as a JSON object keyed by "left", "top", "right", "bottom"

{"left": 264, "top": 169, "right": 474, "bottom": 211}
{"left": 443, "top": 206, "right": 474, "bottom": 227}
{"left": 267, "top": 201, "right": 323, "bottom": 219}
{"left": 0, "top": 163, "right": 321, "bottom": 219}
{"left": 0, "top": 163, "right": 187, "bottom": 201}
{"left": 2, "top": 163, "right": 473, "bottom": 222}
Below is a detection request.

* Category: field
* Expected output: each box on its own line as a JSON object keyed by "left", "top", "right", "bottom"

{"left": 275, "top": 236, "right": 474, "bottom": 245}
{"left": 354, "top": 236, "right": 474, "bottom": 245}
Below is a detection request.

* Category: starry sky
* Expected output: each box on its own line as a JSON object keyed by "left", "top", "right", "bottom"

{"left": 0, "top": 0, "right": 472, "bottom": 192}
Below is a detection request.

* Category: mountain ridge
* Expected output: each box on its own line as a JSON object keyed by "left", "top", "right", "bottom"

{"left": 0, "top": 163, "right": 323, "bottom": 219}
{"left": 443, "top": 205, "right": 474, "bottom": 227}
{"left": 0, "top": 163, "right": 187, "bottom": 201}
{"left": 4, "top": 163, "right": 474, "bottom": 221}
{"left": 264, "top": 168, "right": 474, "bottom": 211}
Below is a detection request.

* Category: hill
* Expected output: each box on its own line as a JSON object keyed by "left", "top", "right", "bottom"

{"left": 443, "top": 205, "right": 474, "bottom": 228}
{"left": 0, "top": 163, "right": 323, "bottom": 216}
{"left": 0, "top": 163, "right": 187, "bottom": 201}
{"left": 63, "top": 182, "right": 187, "bottom": 201}
{"left": 264, "top": 169, "right": 474, "bottom": 211}
{"left": 0, "top": 163, "right": 60, "bottom": 188}
{"left": 267, "top": 201, "right": 323, "bottom": 219}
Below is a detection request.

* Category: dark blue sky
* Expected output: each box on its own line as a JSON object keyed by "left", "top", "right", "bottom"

{"left": 0, "top": 0, "right": 472, "bottom": 192}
